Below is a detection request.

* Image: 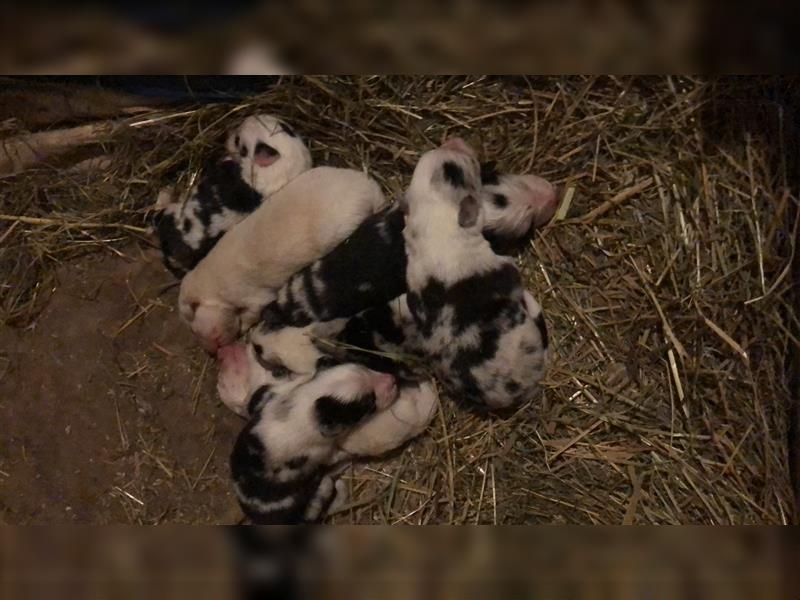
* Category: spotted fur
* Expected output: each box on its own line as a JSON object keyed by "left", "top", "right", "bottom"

{"left": 264, "top": 167, "right": 556, "bottom": 328}
{"left": 403, "top": 140, "right": 549, "bottom": 410}
{"left": 230, "top": 363, "right": 396, "bottom": 524}
{"left": 152, "top": 114, "right": 311, "bottom": 278}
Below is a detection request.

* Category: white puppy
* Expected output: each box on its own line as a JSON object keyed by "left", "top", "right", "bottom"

{"left": 179, "top": 167, "right": 386, "bottom": 352}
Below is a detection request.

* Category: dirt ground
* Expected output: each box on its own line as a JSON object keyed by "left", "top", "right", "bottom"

{"left": 0, "top": 244, "right": 245, "bottom": 524}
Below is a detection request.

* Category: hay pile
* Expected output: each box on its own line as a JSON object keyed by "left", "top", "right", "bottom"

{"left": 1, "top": 76, "right": 796, "bottom": 523}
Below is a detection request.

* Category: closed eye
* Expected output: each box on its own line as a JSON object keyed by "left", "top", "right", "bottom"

{"left": 269, "top": 365, "right": 290, "bottom": 379}
{"left": 253, "top": 351, "right": 293, "bottom": 380}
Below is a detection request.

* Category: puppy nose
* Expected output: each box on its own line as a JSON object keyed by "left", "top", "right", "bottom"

{"left": 441, "top": 137, "right": 476, "bottom": 158}
{"left": 521, "top": 175, "right": 558, "bottom": 227}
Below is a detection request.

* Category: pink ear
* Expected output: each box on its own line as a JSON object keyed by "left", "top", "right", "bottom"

{"left": 254, "top": 154, "right": 279, "bottom": 168}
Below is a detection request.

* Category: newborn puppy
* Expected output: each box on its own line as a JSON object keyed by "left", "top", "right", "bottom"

{"left": 230, "top": 363, "right": 398, "bottom": 524}
{"left": 402, "top": 139, "right": 549, "bottom": 410}
{"left": 265, "top": 168, "right": 557, "bottom": 328}
{"left": 152, "top": 114, "right": 312, "bottom": 277}
{"left": 219, "top": 305, "right": 437, "bottom": 459}
{"left": 179, "top": 166, "right": 386, "bottom": 352}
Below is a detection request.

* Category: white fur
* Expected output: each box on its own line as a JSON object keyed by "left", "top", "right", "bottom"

{"left": 250, "top": 364, "right": 397, "bottom": 467}
{"left": 404, "top": 146, "right": 500, "bottom": 289}
{"left": 336, "top": 380, "right": 438, "bottom": 458}
{"left": 179, "top": 167, "right": 386, "bottom": 351}
{"left": 482, "top": 174, "right": 558, "bottom": 238}
{"left": 225, "top": 114, "right": 311, "bottom": 198}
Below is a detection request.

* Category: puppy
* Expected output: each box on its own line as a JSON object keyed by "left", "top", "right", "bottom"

{"left": 219, "top": 306, "right": 437, "bottom": 459}
{"left": 230, "top": 363, "right": 398, "bottom": 524}
{"left": 152, "top": 114, "right": 311, "bottom": 277}
{"left": 178, "top": 166, "right": 386, "bottom": 352}
{"left": 402, "top": 139, "right": 549, "bottom": 410}
{"left": 265, "top": 168, "right": 557, "bottom": 328}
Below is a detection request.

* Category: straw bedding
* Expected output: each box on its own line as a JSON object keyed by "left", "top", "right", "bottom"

{"left": 1, "top": 76, "right": 796, "bottom": 523}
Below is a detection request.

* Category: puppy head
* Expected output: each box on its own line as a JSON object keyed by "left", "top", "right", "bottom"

{"left": 225, "top": 114, "right": 312, "bottom": 197}
{"left": 405, "top": 138, "right": 483, "bottom": 229}
{"left": 249, "top": 324, "right": 321, "bottom": 386}
{"left": 304, "top": 364, "right": 398, "bottom": 438}
{"left": 178, "top": 278, "right": 242, "bottom": 353}
{"left": 480, "top": 171, "right": 558, "bottom": 242}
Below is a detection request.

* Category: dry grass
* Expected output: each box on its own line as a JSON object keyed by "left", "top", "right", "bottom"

{"left": 1, "top": 76, "right": 796, "bottom": 524}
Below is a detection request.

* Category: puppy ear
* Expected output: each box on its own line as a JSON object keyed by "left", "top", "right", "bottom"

{"left": 458, "top": 195, "right": 480, "bottom": 228}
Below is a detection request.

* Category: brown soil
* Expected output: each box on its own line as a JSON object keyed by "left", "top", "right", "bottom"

{"left": 0, "top": 245, "right": 243, "bottom": 524}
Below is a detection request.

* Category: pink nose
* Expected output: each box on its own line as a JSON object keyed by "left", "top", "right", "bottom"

{"left": 440, "top": 137, "right": 476, "bottom": 158}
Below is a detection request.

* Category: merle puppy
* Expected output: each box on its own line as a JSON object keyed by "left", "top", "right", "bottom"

{"left": 230, "top": 362, "right": 398, "bottom": 524}
{"left": 402, "top": 138, "right": 549, "bottom": 410}
{"left": 152, "top": 114, "right": 311, "bottom": 277}
{"left": 217, "top": 308, "right": 439, "bottom": 458}
{"left": 263, "top": 167, "right": 556, "bottom": 328}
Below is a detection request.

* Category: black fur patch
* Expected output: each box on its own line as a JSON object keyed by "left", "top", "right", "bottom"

{"left": 152, "top": 210, "right": 205, "bottom": 278}
{"left": 411, "top": 264, "right": 521, "bottom": 336}
{"left": 442, "top": 161, "right": 466, "bottom": 188}
{"left": 247, "top": 384, "right": 275, "bottom": 416}
{"left": 231, "top": 422, "right": 332, "bottom": 524}
{"left": 408, "top": 264, "right": 527, "bottom": 406}
{"left": 315, "top": 355, "right": 341, "bottom": 371}
{"left": 152, "top": 158, "right": 263, "bottom": 277}
{"left": 272, "top": 207, "right": 407, "bottom": 325}
{"left": 492, "top": 193, "right": 508, "bottom": 208}
{"left": 314, "top": 393, "right": 377, "bottom": 437}
{"left": 259, "top": 303, "right": 292, "bottom": 332}
{"left": 335, "top": 303, "right": 409, "bottom": 376}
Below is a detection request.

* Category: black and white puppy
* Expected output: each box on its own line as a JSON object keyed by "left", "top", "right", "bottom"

{"left": 402, "top": 138, "right": 549, "bottom": 410}
{"left": 230, "top": 363, "right": 398, "bottom": 524}
{"left": 152, "top": 114, "right": 311, "bottom": 277}
{"left": 264, "top": 168, "right": 556, "bottom": 328}
{"left": 218, "top": 304, "right": 437, "bottom": 460}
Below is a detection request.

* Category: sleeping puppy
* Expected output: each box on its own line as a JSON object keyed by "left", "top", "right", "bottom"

{"left": 178, "top": 166, "right": 386, "bottom": 352}
{"left": 152, "top": 114, "right": 312, "bottom": 277}
{"left": 265, "top": 167, "right": 557, "bottom": 328}
{"left": 402, "top": 138, "right": 549, "bottom": 410}
{"left": 230, "top": 363, "right": 398, "bottom": 524}
{"left": 218, "top": 305, "right": 437, "bottom": 459}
